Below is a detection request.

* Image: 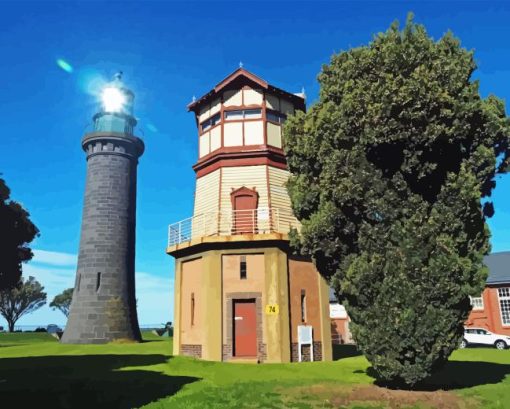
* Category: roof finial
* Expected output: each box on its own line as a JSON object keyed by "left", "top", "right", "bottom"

{"left": 192, "top": 95, "right": 196, "bottom": 103}
{"left": 114, "top": 71, "right": 123, "bottom": 81}
{"left": 301, "top": 86, "right": 305, "bottom": 95}
{"left": 239, "top": 61, "right": 243, "bottom": 68}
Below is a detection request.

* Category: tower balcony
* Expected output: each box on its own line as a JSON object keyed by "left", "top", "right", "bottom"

{"left": 167, "top": 207, "right": 300, "bottom": 250}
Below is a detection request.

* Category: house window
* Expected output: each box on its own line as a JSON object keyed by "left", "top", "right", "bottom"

{"left": 191, "top": 293, "right": 195, "bottom": 326}
{"left": 240, "top": 255, "right": 247, "bottom": 279}
{"left": 498, "top": 287, "right": 510, "bottom": 326}
{"left": 224, "top": 109, "right": 262, "bottom": 121}
{"left": 470, "top": 296, "right": 484, "bottom": 310}
{"left": 201, "top": 113, "right": 220, "bottom": 132}
{"left": 266, "top": 111, "right": 286, "bottom": 124}
{"left": 300, "top": 290, "right": 306, "bottom": 323}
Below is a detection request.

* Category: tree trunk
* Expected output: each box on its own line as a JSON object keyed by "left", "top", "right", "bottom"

{"left": 8, "top": 320, "right": 15, "bottom": 332}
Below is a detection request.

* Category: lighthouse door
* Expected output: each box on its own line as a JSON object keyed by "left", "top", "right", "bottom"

{"left": 233, "top": 300, "right": 257, "bottom": 357}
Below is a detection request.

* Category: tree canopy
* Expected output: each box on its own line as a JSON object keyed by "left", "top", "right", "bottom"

{"left": 284, "top": 16, "right": 510, "bottom": 386}
{"left": 0, "top": 276, "right": 47, "bottom": 332}
{"left": 0, "top": 177, "right": 39, "bottom": 290}
{"left": 50, "top": 288, "right": 73, "bottom": 318}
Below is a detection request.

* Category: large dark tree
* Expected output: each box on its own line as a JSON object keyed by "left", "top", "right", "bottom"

{"left": 0, "top": 177, "right": 39, "bottom": 290}
{"left": 0, "top": 276, "right": 47, "bottom": 332}
{"left": 284, "top": 16, "right": 510, "bottom": 386}
{"left": 50, "top": 288, "right": 73, "bottom": 318}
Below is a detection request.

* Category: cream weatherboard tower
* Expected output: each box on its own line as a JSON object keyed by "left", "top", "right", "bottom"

{"left": 167, "top": 69, "right": 332, "bottom": 362}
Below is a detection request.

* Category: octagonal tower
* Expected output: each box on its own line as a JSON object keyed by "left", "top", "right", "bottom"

{"left": 167, "top": 68, "right": 332, "bottom": 363}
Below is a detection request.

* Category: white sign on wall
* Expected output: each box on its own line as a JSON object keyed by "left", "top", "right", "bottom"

{"left": 257, "top": 207, "right": 270, "bottom": 220}
{"left": 329, "top": 303, "right": 348, "bottom": 319}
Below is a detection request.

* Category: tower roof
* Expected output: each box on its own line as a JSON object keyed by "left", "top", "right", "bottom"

{"left": 187, "top": 68, "right": 306, "bottom": 112}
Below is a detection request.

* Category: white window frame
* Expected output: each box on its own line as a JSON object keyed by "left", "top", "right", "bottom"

{"left": 469, "top": 296, "right": 484, "bottom": 310}
{"left": 498, "top": 287, "right": 510, "bottom": 326}
{"left": 224, "top": 109, "right": 262, "bottom": 121}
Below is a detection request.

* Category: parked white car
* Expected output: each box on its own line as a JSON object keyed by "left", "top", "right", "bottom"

{"left": 461, "top": 328, "right": 510, "bottom": 350}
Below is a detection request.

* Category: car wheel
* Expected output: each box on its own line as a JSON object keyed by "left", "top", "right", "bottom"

{"left": 460, "top": 339, "right": 468, "bottom": 349}
{"left": 495, "top": 340, "right": 507, "bottom": 350}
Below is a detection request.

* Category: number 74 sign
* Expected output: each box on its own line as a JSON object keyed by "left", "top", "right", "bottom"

{"left": 265, "top": 304, "right": 279, "bottom": 315}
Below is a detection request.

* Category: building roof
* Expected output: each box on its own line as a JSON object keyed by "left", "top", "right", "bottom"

{"left": 485, "top": 252, "right": 510, "bottom": 285}
{"left": 328, "top": 252, "right": 510, "bottom": 303}
{"left": 187, "top": 68, "right": 306, "bottom": 113}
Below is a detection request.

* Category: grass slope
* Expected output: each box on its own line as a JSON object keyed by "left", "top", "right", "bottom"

{"left": 0, "top": 332, "right": 509, "bottom": 408}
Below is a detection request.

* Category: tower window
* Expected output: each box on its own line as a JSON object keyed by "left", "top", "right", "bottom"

{"left": 300, "top": 290, "right": 307, "bottom": 323}
{"left": 201, "top": 113, "right": 220, "bottom": 132}
{"left": 225, "top": 109, "right": 262, "bottom": 121}
{"left": 96, "top": 272, "right": 101, "bottom": 292}
{"left": 266, "top": 111, "right": 287, "bottom": 124}
{"left": 240, "top": 255, "right": 247, "bottom": 279}
{"left": 191, "top": 293, "right": 195, "bottom": 326}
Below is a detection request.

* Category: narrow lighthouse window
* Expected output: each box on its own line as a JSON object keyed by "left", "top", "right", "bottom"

{"left": 301, "top": 290, "right": 307, "bottom": 323}
{"left": 191, "top": 293, "right": 195, "bottom": 326}
{"left": 96, "top": 272, "right": 101, "bottom": 292}
{"left": 240, "top": 255, "right": 247, "bottom": 279}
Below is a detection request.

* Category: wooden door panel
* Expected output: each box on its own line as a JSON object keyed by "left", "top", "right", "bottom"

{"left": 233, "top": 300, "right": 257, "bottom": 357}
{"left": 233, "top": 195, "right": 256, "bottom": 234}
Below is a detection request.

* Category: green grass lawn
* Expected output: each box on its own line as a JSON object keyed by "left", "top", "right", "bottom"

{"left": 1, "top": 331, "right": 509, "bottom": 409}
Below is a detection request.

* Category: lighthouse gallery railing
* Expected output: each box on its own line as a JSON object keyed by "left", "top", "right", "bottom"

{"left": 167, "top": 207, "right": 299, "bottom": 247}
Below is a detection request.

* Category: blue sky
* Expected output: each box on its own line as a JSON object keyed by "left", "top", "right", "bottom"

{"left": 1, "top": 1, "right": 510, "bottom": 327}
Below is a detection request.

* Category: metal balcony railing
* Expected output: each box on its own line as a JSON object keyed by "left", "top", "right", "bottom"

{"left": 167, "top": 207, "right": 299, "bottom": 247}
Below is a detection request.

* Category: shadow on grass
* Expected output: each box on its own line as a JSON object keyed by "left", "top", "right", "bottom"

{"left": 0, "top": 354, "right": 198, "bottom": 408}
{"left": 367, "top": 360, "right": 510, "bottom": 391}
{"left": 333, "top": 344, "right": 362, "bottom": 360}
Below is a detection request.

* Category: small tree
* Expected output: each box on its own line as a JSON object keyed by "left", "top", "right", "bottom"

{"left": 0, "top": 276, "right": 47, "bottom": 332}
{"left": 284, "top": 16, "right": 510, "bottom": 386}
{"left": 49, "top": 288, "right": 73, "bottom": 318}
{"left": 0, "top": 177, "right": 39, "bottom": 290}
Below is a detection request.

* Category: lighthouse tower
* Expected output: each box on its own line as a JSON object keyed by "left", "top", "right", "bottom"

{"left": 62, "top": 73, "right": 144, "bottom": 344}
{"left": 167, "top": 68, "right": 332, "bottom": 362}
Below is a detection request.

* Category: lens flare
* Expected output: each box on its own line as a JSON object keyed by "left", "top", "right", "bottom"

{"left": 102, "top": 87, "right": 125, "bottom": 112}
{"left": 146, "top": 123, "right": 158, "bottom": 133}
{"left": 56, "top": 58, "right": 73, "bottom": 73}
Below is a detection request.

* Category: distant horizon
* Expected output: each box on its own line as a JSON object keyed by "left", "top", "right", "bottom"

{"left": 2, "top": 1, "right": 510, "bottom": 329}
{"left": 4, "top": 323, "right": 170, "bottom": 329}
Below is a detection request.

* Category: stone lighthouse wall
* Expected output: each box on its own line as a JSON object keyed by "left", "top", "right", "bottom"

{"left": 61, "top": 133, "right": 144, "bottom": 344}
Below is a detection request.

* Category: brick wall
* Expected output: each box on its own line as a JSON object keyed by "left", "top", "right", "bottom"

{"left": 466, "top": 286, "right": 510, "bottom": 336}
{"left": 181, "top": 344, "right": 202, "bottom": 358}
{"left": 291, "top": 341, "right": 322, "bottom": 362}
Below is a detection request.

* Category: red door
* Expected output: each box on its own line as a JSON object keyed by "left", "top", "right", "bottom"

{"left": 233, "top": 300, "right": 257, "bottom": 357}
{"left": 230, "top": 187, "right": 258, "bottom": 234}
{"left": 233, "top": 195, "right": 256, "bottom": 234}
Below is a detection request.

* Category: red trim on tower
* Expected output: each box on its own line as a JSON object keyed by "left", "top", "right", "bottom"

{"left": 216, "top": 70, "right": 268, "bottom": 93}
{"left": 193, "top": 146, "right": 288, "bottom": 178}
{"left": 188, "top": 68, "right": 305, "bottom": 113}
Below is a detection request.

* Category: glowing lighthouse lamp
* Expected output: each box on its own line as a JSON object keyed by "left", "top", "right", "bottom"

{"left": 93, "top": 72, "right": 137, "bottom": 134}
{"left": 102, "top": 86, "right": 125, "bottom": 112}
